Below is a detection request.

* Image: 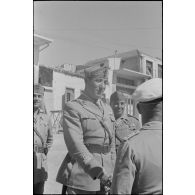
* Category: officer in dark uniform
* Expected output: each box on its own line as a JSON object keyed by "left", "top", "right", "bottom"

{"left": 110, "top": 91, "right": 140, "bottom": 152}
{"left": 34, "top": 84, "right": 53, "bottom": 194}
{"left": 111, "top": 78, "right": 162, "bottom": 194}
{"left": 56, "top": 65, "right": 116, "bottom": 194}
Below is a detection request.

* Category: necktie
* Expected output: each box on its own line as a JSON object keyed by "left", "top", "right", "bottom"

{"left": 96, "top": 99, "right": 104, "bottom": 114}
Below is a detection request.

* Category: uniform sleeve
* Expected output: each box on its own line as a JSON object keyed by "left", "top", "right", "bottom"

{"left": 108, "top": 106, "right": 116, "bottom": 169}
{"left": 111, "top": 141, "right": 136, "bottom": 194}
{"left": 63, "top": 102, "right": 104, "bottom": 179}
{"left": 46, "top": 117, "right": 53, "bottom": 150}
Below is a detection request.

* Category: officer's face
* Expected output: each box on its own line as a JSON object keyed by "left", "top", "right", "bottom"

{"left": 34, "top": 93, "right": 43, "bottom": 110}
{"left": 111, "top": 100, "right": 125, "bottom": 119}
{"left": 86, "top": 77, "right": 108, "bottom": 100}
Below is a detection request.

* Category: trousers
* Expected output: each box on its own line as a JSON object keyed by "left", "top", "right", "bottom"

{"left": 64, "top": 186, "right": 109, "bottom": 194}
{"left": 34, "top": 181, "right": 45, "bottom": 194}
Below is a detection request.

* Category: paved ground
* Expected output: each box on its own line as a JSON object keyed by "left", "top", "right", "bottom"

{"left": 44, "top": 133, "right": 67, "bottom": 194}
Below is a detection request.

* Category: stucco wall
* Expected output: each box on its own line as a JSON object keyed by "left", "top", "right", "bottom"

{"left": 53, "top": 71, "right": 85, "bottom": 110}
{"left": 34, "top": 45, "right": 39, "bottom": 66}
{"left": 44, "top": 90, "right": 54, "bottom": 114}
{"left": 120, "top": 56, "right": 140, "bottom": 72}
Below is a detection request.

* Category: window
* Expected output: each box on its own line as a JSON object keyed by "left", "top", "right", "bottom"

{"left": 146, "top": 60, "right": 153, "bottom": 76}
{"left": 67, "top": 92, "right": 71, "bottom": 102}
{"left": 158, "top": 64, "right": 162, "bottom": 78}
{"left": 39, "top": 66, "right": 53, "bottom": 87}
{"left": 65, "top": 88, "right": 75, "bottom": 103}
{"left": 121, "top": 60, "right": 125, "bottom": 64}
{"left": 116, "top": 86, "right": 135, "bottom": 95}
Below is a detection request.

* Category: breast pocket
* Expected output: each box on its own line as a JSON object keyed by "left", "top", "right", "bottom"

{"left": 80, "top": 116, "right": 98, "bottom": 132}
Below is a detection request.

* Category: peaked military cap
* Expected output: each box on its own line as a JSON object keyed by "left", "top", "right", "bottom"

{"left": 110, "top": 91, "right": 126, "bottom": 103}
{"left": 132, "top": 78, "right": 162, "bottom": 103}
{"left": 84, "top": 65, "right": 108, "bottom": 79}
{"left": 34, "top": 84, "right": 45, "bottom": 95}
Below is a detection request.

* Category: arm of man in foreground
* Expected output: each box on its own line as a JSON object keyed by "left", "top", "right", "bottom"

{"left": 111, "top": 141, "right": 136, "bottom": 194}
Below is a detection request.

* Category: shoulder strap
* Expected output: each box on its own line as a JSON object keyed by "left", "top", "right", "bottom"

{"left": 98, "top": 118, "right": 112, "bottom": 145}
{"left": 115, "top": 134, "right": 123, "bottom": 142}
{"left": 127, "top": 114, "right": 139, "bottom": 121}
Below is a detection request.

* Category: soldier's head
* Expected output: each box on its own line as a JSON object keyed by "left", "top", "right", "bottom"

{"left": 110, "top": 91, "right": 127, "bottom": 119}
{"left": 84, "top": 65, "right": 109, "bottom": 101}
{"left": 34, "top": 84, "right": 44, "bottom": 111}
{"left": 132, "top": 78, "right": 162, "bottom": 124}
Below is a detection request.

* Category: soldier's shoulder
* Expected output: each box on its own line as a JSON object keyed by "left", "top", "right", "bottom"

{"left": 64, "top": 98, "right": 84, "bottom": 111}
{"left": 38, "top": 111, "right": 51, "bottom": 124}
{"left": 39, "top": 109, "right": 49, "bottom": 117}
{"left": 118, "top": 130, "right": 140, "bottom": 154}
{"left": 122, "top": 129, "right": 140, "bottom": 142}
{"left": 126, "top": 114, "right": 139, "bottom": 121}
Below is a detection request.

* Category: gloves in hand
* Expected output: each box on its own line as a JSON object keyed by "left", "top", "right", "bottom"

{"left": 101, "top": 175, "right": 112, "bottom": 188}
{"left": 99, "top": 169, "right": 112, "bottom": 188}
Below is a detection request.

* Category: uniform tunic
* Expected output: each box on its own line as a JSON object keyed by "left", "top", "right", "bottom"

{"left": 111, "top": 121, "right": 162, "bottom": 194}
{"left": 56, "top": 94, "right": 116, "bottom": 191}
{"left": 34, "top": 108, "right": 53, "bottom": 184}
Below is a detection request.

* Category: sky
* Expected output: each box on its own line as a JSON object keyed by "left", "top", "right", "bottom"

{"left": 34, "top": 1, "right": 162, "bottom": 67}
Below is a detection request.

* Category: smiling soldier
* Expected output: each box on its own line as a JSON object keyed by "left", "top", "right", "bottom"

{"left": 110, "top": 91, "right": 141, "bottom": 152}
{"left": 33, "top": 84, "right": 53, "bottom": 194}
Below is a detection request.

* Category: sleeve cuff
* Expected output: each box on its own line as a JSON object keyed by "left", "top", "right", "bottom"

{"left": 83, "top": 158, "right": 104, "bottom": 179}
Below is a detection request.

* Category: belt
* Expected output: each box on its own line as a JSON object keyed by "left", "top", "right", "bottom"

{"left": 34, "top": 145, "right": 44, "bottom": 153}
{"left": 85, "top": 143, "right": 111, "bottom": 154}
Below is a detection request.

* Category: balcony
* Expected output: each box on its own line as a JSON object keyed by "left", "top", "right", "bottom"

{"left": 114, "top": 68, "right": 151, "bottom": 80}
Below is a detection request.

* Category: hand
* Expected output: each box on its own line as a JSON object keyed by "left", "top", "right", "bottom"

{"left": 100, "top": 173, "right": 112, "bottom": 187}
{"left": 93, "top": 167, "right": 112, "bottom": 187}
{"left": 100, "top": 173, "right": 112, "bottom": 194}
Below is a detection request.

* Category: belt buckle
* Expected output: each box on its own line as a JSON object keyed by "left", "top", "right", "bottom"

{"left": 34, "top": 145, "right": 38, "bottom": 152}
